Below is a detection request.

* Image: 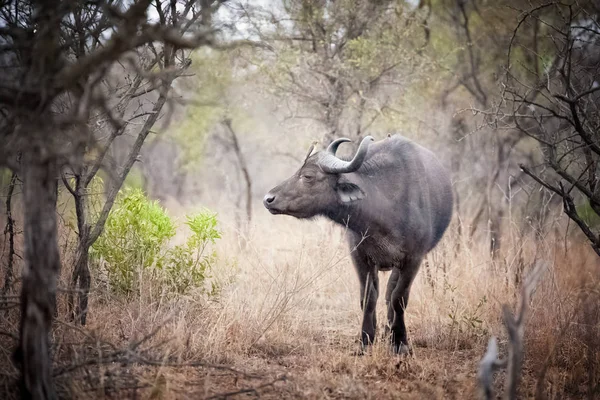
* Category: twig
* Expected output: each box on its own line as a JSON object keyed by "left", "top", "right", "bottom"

{"left": 520, "top": 164, "right": 600, "bottom": 256}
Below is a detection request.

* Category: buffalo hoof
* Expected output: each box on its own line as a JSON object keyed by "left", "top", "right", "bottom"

{"left": 391, "top": 343, "right": 412, "bottom": 356}
{"left": 353, "top": 342, "right": 372, "bottom": 356}
{"left": 382, "top": 325, "right": 391, "bottom": 338}
{"left": 352, "top": 348, "right": 366, "bottom": 356}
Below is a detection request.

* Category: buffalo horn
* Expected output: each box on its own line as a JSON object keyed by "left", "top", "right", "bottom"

{"left": 318, "top": 136, "right": 374, "bottom": 174}
{"left": 326, "top": 137, "right": 352, "bottom": 155}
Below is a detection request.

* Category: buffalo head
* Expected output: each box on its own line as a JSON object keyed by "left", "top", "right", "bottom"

{"left": 263, "top": 136, "right": 374, "bottom": 219}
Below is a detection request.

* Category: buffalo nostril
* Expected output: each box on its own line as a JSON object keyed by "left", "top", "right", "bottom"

{"left": 264, "top": 194, "right": 275, "bottom": 204}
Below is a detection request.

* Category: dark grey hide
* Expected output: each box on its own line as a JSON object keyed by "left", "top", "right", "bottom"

{"left": 263, "top": 134, "right": 453, "bottom": 353}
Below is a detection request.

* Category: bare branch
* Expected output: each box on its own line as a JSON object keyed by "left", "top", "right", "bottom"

{"left": 554, "top": 93, "right": 600, "bottom": 156}
{"left": 60, "top": 172, "right": 76, "bottom": 197}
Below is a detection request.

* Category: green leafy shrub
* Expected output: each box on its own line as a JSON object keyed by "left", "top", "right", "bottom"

{"left": 90, "top": 189, "right": 222, "bottom": 296}
{"left": 91, "top": 188, "right": 176, "bottom": 294}
{"left": 163, "top": 212, "right": 221, "bottom": 295}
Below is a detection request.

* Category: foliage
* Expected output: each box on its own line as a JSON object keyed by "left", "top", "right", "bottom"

{"left": 164, "top": 211, "right": 222, "bottom": 295}
{"left": 91, "top": 189, "right": 176, "bottom": 294}
{"left": 90, "top": 189, "right": 222, "bottom": 296}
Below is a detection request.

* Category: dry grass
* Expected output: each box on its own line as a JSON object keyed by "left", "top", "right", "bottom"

{"left": 1, "top": 204, "right": 599, "bottom": 399}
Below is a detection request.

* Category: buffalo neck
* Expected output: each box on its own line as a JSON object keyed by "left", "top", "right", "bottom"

{"left": 322, "top": 201, "right": 374, "bottom": 238}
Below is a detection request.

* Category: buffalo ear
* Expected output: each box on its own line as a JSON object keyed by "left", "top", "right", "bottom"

{"left": 336, "top": 181, "right": 365, "bottom": 204}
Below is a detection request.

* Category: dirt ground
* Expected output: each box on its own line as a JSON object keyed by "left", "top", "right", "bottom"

{"left": 71, "top": 336, "right": 544, "bottom": 400}
{"left": 2, "top": 213, "right": 598, "bottom": 399}
{"left": 178, "top": 346, "right": 484, "bottom": 399}
{"left": 67, "top": 342, "right": 486, "bottom": 399}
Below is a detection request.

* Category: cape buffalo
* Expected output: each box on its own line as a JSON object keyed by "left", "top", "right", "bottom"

{"left": 263, "top": 134, "right": 453, "bottom": 354}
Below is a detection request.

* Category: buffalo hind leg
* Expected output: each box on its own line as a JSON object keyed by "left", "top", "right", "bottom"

{"left": 352, "top": 251, "right": 379, "bottom": 348}
{"left": 388, "top": 257, "right": 421, "bottom": 354}
{"left": 385, "top": 268, "right": 400, "bottom": 335}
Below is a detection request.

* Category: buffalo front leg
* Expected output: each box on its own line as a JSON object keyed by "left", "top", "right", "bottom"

{"left": 352, "top": 251, "right": 379, "bottom": 347}
{"left": 387, "top": 257, "right": 421, "bottom": 354}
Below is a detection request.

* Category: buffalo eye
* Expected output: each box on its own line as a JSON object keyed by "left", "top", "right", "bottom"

{"left": 301, "top": 174, "right": 315, "bottom": 183}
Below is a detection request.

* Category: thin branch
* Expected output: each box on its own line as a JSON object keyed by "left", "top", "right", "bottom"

{"left": 519, "top": 164, "right": 563, "bottom": 196}
{"left": 520, "top": 164, "right": 600, "bottom": 256}
{"left": 554, "top": 93, "right": 600, "bottom": 156}
{"left": 559, "top": 182, "right": 600, "bottom": 256}
{"left": 60, "top": 172, "right": 77, "bottom": 197}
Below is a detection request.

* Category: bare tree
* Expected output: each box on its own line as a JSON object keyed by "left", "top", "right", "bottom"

{"left": 499, "top": 1, "right": 600, "bottom": 256}
{"left": 428, "top": 0, "right": 536, "bottom": 259}
{"left": 0, "top": 0, "right": 257, "bottom": 397}
{"left": 62, "top": 0, "right": 226, "bottom": 327}
{"left": 231, "top": 0, "right": 431, "bottom": 145}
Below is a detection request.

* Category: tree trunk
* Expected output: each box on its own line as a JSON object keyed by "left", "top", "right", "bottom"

{"left": 68, "top": 94, "right": 169, "bottom": 325}
{"left": 70, "top": 245, "right": 90, "bottom": 325}
{"left": 17, "top": 154, "right": 60, "bottom": 399}
{"left": 223, "top": 118, "right": 253, "bottom": 227}
{"left": 68, "top": 174, "right": 92, "bottom": 324}
{"left": 2, "top": 172, "right": 18, "bottom": 296}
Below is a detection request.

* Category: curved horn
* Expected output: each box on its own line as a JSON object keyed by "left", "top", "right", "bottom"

{"left": 326, "top": 137, "right": 352, "bottom": 155}
{"left": 318, "top": 136, "right": 374, "bottom": 174}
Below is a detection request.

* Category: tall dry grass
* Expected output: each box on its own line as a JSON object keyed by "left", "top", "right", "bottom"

{"left": 1, "top": 200, "right": 599, "bottom": 398}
